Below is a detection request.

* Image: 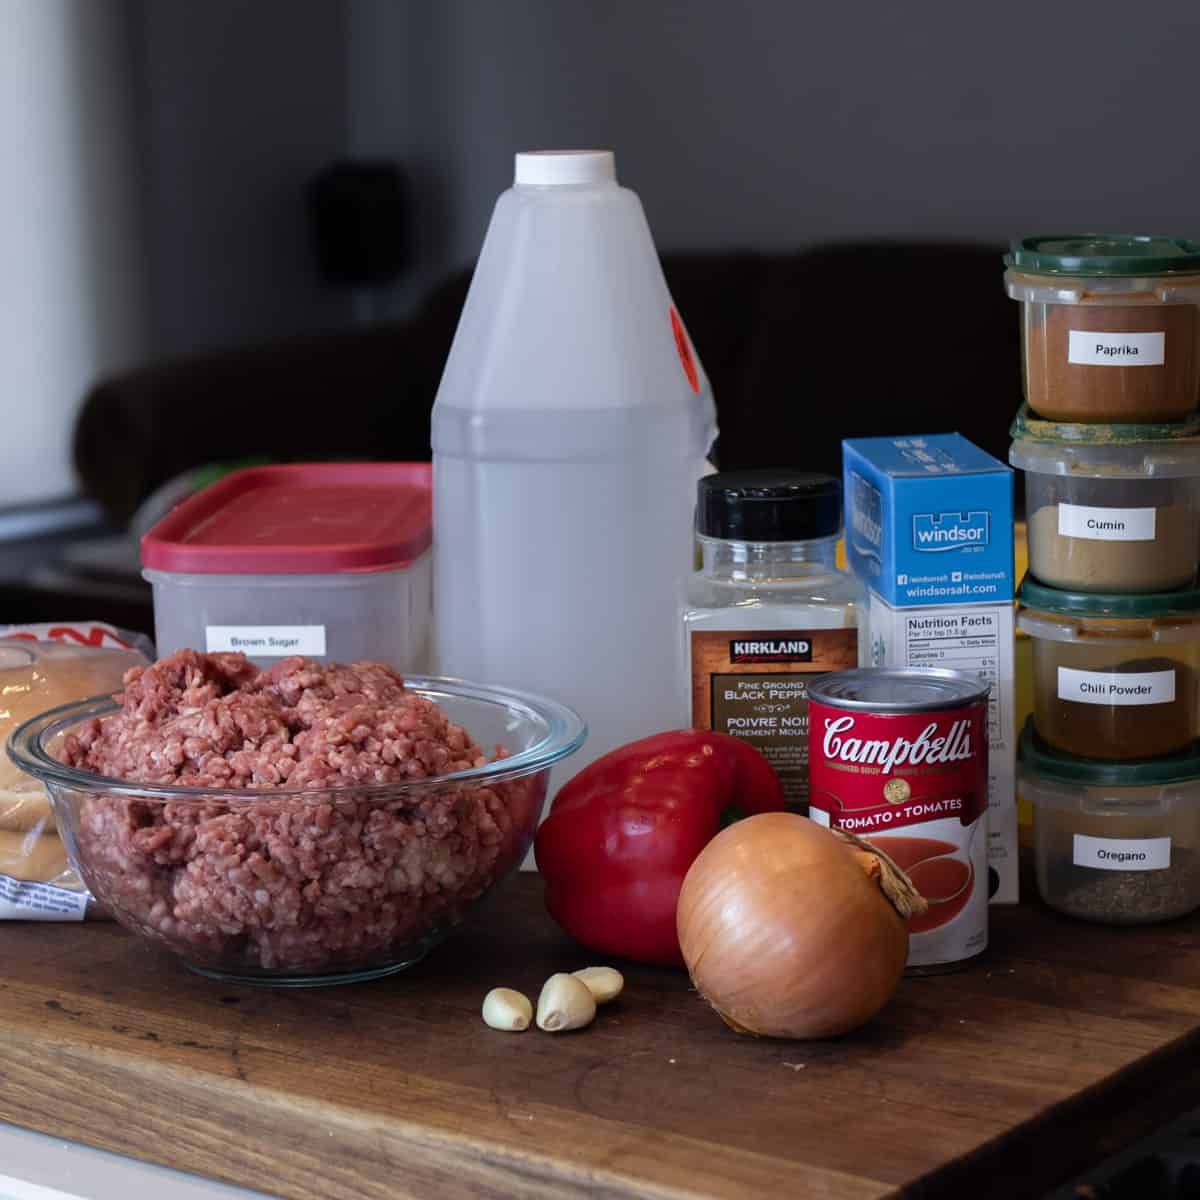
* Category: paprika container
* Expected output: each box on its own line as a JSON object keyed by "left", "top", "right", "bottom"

{"left": 1020, "top": 717, "right": 1200, "bottom": 925}
{"left": 1006, "top": 235, "right": 1200, "bottom": 423}
{"left": 432, "top": 150, "right": 716, "bottom": 784}
{"left": 142, "top": 463, "right": 432, "bottom": 668}
{"left": 807, "top": 667, "right": 991, "bottom": 972}
{"left": 1016, "top": 576, "right": 1200, "bottom": 761}
{"left": 1010, "top": 409, "right": 1200, "bottom": 593}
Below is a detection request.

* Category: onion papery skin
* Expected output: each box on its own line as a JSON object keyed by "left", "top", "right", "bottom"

{"left": 676, "top": 812, "right": 909, "bottom": 1039}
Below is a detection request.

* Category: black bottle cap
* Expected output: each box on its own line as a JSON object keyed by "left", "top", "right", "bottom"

{"left": 697, "top": 470, "right": 843, "bottom": 542}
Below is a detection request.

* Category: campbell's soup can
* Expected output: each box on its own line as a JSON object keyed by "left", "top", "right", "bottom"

{"left": 807, "top": 667, "right": 990, "bottom": 972}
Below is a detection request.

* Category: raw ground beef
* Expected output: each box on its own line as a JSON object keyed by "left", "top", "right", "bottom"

{"left": 62, "top": 651, "right": 540, "bottom": 973}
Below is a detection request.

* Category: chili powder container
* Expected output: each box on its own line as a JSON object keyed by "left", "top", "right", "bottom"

{"left": 1016, "top": 577, "right": 1200, "bottom": 762}
{"left": 807, "top": 667, "right": 991, "bottom": 972}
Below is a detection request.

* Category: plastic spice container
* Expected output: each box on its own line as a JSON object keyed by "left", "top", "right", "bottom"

{"left": 1010, "top": 413, "right": 1200, "bottom": 593}
{"left": 1005, "top": 235, "right": 1200, "bottom": 423}
{"left": 1016, "top": 577, "right": 1200, "bottom": 761}
{"left": 1020, "top": 718, "right": 1200, "bottom": 924}
{"left": 142, "top": 463, "right": 432, "bottom": 668}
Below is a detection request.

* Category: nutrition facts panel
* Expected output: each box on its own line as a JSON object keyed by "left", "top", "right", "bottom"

{"left": 900, "top": 607, "right": 1007, "bottom": 744}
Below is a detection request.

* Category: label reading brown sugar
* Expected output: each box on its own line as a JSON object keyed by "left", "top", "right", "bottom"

{"left": 690, "top": 627, "right": 858, "bottom": 811}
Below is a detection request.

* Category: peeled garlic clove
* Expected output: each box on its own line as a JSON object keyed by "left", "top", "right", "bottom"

{"left": 536, "top": 973, "right": 596, "bottom": 1032}
{"left": 482, "top": 987, "right": 532, "bottom": 1031}
{"left": 572, "top": 966, "right": 624, "bottom": 1005}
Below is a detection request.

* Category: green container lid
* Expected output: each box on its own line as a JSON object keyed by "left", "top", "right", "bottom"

{"left": 1018, "top": 574, "right": 1200, "bottom": 619}
{"left": 1009, "top": 402, "right": 1200, "bottom": 446}
{"left": 1019, "top": 716, "right": 1200, "bottom": 786}
{"left": 1006, "top": 235, "right": 1200, "bottom": 278}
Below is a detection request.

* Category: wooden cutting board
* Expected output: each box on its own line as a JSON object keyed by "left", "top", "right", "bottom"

{"left": 1, "top": 874, "right": 1200, "bottom": 1200}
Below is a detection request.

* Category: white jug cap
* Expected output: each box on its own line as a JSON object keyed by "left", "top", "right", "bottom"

{"left": 514, "top": 150, "right": 615, "bottom": 186}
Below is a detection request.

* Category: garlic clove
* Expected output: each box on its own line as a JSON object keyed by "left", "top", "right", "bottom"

{"left": 536, "top": 973, "right": 597, "bottom": 1032}
{"left": 571, "top": 965, "right": 624, "bottom": 1005}
{"left": 482, "top": 987, "right": 533, "bottom": 1031}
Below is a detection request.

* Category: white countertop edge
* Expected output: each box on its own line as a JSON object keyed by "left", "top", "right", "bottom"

{"left": 0, "top": 1123, "right": 274, "bottom": 1200}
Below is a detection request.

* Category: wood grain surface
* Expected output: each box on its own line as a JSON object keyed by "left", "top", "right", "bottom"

{"left": 2, "top": 875, "right": 1200, "bottom": 1200}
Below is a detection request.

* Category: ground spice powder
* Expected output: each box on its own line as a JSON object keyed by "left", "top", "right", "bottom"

{"left": 1033, "top": 653, "right": 1195, "bottom": 760}
{"left": 1023, "top": 301, "right": 1198, "bottom": 422}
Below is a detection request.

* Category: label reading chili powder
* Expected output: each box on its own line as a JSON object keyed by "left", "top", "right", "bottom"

{"left": 1057, "top": 666, "right": 1175, "bottom": 706}
{"left": 690, "top": 627, "right": 856, "bottom": 812}
{"left": 808, "top": 695, "right": 989, "bottom": 970}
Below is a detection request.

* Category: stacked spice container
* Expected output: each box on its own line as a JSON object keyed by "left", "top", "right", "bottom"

{"left": 1007, "top": 235, "right": 1200, "bottom": 924}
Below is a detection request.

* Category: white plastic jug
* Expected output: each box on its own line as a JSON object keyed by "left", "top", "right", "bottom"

{"left": 432, "top": 149, "right": 716, "bottom": 783}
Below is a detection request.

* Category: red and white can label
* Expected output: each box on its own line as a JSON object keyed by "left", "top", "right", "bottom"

{"left": 808, "top": 700, "right": 989, "bottom": 969}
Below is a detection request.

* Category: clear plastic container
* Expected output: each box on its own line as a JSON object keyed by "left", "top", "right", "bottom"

{"left": 432, "top": 150, "right": 715, "bottom": 780}
{"left": 1010, "top": 419, "right": 1200, "bottom": 593}
{"left": 1020, "top": 717, "right": 1200, "bottom": 924}
{"left": 1017, "top": 577, "right": 1200, "bottom": 761}
{"left": 142, "top": 463, "right": 432, "bottom": 669}
{"left": 682, "top": 471, "right": 861, "bottom": 813}
{"left": 1005, "top": 235, "right": 1200, "bottom": 423}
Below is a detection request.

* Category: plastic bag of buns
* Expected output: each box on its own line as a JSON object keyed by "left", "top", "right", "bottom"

{"left": 0, "top": 624, "right": 150, "bottom": 919}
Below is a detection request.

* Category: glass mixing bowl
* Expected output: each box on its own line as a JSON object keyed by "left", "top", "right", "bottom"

{"left": 8, "top": 675, "right": 584, "bottom": 987}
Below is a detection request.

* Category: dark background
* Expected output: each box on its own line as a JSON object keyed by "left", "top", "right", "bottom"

{"left": 2, "top": 0, "right": 1198, "bottom": 616}
{"left": 140, "top": 1, "right": 1200, "bottom": 356}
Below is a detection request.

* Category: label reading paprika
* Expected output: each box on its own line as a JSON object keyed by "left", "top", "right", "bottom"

{"left": 690, "top": 627, "right": 857, "bottom": 811}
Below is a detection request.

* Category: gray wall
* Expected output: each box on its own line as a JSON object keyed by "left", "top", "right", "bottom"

{"left": 347, "top": 0, "right": 1200, "bottom": 317}
{"left": 0, "top": 0, "right": 147, "bottom": 505}
{"left": 136, "top": 0, "right": 350, "bottom": 356}
{"left": 133, "top": 0, "right": 1200, "bottom": 351}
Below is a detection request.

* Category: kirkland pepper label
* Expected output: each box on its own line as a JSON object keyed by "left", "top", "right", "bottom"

{"left": 690, "top": 627, "right": 857, "bottom": 811}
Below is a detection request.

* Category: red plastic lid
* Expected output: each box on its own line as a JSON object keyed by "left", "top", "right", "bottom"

{"left": 141, "top": 463, "right": 433, "bottom": 575}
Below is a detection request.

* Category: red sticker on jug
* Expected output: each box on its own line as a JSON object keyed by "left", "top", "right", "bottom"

{"left": 670, "top": 306, "right": 700, "bottom": 394}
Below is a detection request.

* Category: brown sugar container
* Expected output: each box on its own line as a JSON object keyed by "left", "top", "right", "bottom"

{"left": 1017, "top": 576, "right": 1200, "bottom": 761}
{"left": 1005, "top": 235, "right": 1200, "bottom": 423}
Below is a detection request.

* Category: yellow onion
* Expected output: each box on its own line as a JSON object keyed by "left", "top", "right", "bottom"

{"left": 676, "top": 812, "right": 927, "bottom": 1039}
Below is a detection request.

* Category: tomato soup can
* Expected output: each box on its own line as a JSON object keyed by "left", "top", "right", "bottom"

{"left": 806, "top": 667, "right": 990, "bottom": 972}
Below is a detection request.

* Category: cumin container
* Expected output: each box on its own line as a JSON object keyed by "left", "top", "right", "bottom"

{"left": 1005, "top": 235, "right": 1200, "bottom": 424}
{"left": 1016, "top": 577, "right": 1200, "bottom": 761}
{"left": 807, "top": 667, "right": 991, "bottom": 973}
{"left": 1020, "top": 718, "right": 1200, "bottom": 925}
{"left": 1009, "top": 410, "right": 1200, "bottom": 594}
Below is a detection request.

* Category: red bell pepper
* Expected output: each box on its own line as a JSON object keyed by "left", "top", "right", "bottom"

{"left": 533, "top": 730, "right": 785, "bottom": 967}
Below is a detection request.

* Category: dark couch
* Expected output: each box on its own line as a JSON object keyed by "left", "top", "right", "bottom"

{"left": 74, "top": 242, "right": 1020, "bottom": 527}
